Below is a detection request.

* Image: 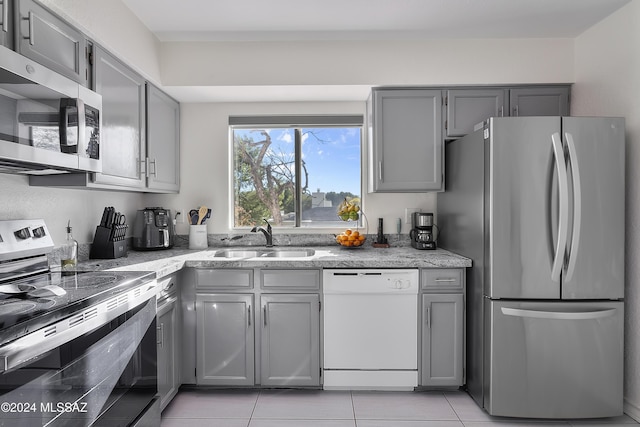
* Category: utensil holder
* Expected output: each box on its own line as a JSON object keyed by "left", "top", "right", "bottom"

{"left": 189, "top": 224, "right": 208, "bottom": 250}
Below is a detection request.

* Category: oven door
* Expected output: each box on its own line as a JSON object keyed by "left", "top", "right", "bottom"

{"left": 0, "top": 297, "right": 158, "bottom": 427}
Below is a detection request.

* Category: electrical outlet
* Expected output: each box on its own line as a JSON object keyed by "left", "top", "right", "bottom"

{"left": 405, "top": 208, "right": 421, "bottom": 225}
{"left": 176, "top": 209, "right": 185, "bottom": 224}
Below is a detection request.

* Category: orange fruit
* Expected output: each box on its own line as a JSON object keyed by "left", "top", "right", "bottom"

{"left": 344, "top": 229, "right": 352, "bottom": 236}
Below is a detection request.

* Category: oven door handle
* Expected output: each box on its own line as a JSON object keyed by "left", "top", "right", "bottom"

{"left": 0, "top": 280, "right": 157, "bottom": 372}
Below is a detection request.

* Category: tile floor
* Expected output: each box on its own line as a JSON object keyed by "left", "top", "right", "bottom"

{"left": 161, "top": 388, "right": 640, "bottom": 427}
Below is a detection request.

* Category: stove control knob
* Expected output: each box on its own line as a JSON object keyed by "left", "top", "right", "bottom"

{"left": 32, "top": 226, "right": 46, "bottom": 238}
{"left": 14, "top": 227, "right": 32, "bottom": 240}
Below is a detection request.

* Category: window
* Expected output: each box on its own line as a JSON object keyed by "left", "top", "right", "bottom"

{"left": 230, "top": 115, "right": 363, "bottom": 228}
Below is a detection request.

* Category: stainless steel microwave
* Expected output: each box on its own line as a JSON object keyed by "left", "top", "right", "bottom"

{"left": 0, "top": 45, "right": 101, "bottom": 174}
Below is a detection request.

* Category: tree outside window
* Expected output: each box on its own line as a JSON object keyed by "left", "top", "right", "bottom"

{"left": 232, "top": 122, "right": 362, "bottom": 228}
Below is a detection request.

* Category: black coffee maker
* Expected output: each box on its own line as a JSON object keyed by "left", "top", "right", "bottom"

{"left": 410, "top": 212, "right": 437, "bottom": 250}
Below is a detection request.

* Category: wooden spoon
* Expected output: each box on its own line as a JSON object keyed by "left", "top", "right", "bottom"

{"left": 197, "top": 206, "right": 208, "bottom": 225}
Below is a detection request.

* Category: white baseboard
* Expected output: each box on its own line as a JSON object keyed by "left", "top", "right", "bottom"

{"left": 624, "top": 398, "right": 640, "bottom": 422}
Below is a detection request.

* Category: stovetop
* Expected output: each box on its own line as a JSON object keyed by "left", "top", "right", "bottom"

{"left": 0, "top": 269, "right": 156, "bottom": 344}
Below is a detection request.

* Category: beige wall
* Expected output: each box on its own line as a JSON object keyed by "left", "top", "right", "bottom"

{"left": 573, "top": 1, "right": 640, "bottom": 419}
{"left": 160, "top": 38, "right": 574, "bottom": 87}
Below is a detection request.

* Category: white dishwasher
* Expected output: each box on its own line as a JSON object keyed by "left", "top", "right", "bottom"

{"left": 323, "top": 269, "right": 419, "bottom": 390}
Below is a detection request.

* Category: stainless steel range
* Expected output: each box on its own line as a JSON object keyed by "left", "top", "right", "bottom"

{"left": 0, "top": 219, "right": 159, "bottom": 427}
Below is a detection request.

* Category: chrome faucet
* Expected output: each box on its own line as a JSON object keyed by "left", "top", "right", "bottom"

{"left": 251, "top": 219, "right": 273, "bottom": 247}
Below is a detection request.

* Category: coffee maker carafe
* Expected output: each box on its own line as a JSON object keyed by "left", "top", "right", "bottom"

{"left": 410, "top": 212, "right": 437, "bottom": 250}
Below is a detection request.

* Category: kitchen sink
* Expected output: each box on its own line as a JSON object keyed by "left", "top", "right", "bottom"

{"left": 213, "top": 249, "right": 315, "bottom": 258}
{"left": 263, "top": 249, "right": 316, "bottom": 258}
{"left": 213, "top": 250, "right": 263, "bottom": 258}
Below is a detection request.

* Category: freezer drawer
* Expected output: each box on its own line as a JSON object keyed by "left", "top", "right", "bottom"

{"left": 486, "top": 300, "right": 623, "bottom": 419}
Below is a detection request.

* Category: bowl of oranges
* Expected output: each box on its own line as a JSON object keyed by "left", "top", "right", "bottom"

{"left": 336, "top": 229, "right": 366, "bottom": 247}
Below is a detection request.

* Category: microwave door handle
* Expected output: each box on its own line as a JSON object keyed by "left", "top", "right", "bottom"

{"left": 59, "top": 98, "right": 78, "bottom": 154}
{"left": 77, "top": 98, "right": 86, "bottom": 157}
{"left": 564, "top": 132, "right": 581, "bottom": 282}
{"left": 551, "top": 132, "right": 569, "bottom": 283}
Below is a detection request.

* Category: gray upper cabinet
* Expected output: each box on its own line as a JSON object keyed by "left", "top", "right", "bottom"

{"left": 509, "top": 86, "right": 570, "bottom": 117}
{"left": 260, "top": 294, "right": 320, "bottom": 387}
{"left": 0, "top": 0, "right": 14, "bottom": 48}
{"left": 445, "top": 89, "right": 506, "bottom": 138}
{"left": 92, "top": 45, "right": 146, "bottom": 189}
{"left": 146, "top": 83, "right": 180, "bottom": 193}
{"left": 369, "top": 89, "right": 443, "bottom": 192}
{"left": 421, "top": 293, "right": 464, "bottom": 386}
{"left": 15, "top": 0, "right": 87, "bottom": 85}
{"left": 196, "top": 293, "right": 254, "bottom": 386}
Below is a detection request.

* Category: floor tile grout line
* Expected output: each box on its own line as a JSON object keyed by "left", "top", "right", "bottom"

{"left": 443, "top": 390, "right": 464, "bottom": 422}
{"left": 247, "top": 389, "right": 260, "bottom": 425}
{"left": 350, "top": 390, "right": 358, "bottom": 426}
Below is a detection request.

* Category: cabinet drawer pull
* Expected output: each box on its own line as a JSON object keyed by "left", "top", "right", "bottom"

{"left": 434, "top": 278, "right": 457, "bottom": 283}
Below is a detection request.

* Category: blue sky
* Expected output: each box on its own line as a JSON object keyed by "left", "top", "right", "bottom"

{"left": 236, "top": 127, "right": 362, "bottom": 196}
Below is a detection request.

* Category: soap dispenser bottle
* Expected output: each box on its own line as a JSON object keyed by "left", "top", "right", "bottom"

{"left": 61, "top": 220, "right": 78, "bottom": 271}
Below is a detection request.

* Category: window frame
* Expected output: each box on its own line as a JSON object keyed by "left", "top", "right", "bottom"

{"left": 229, "top": 115, "right": 364, "bottom": 230}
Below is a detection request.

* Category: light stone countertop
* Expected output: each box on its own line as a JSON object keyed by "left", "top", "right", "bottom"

{"left": 78, "top": 245, "right": 471, "bottom": 278}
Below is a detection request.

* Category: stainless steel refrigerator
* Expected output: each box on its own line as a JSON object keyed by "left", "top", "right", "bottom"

{"left": 438, "top": 116, "right": 625, "bottom": 419}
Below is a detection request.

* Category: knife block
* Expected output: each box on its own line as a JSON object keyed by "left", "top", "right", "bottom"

{"left": 90, "top": 226, "right": 128, "bottom": 259}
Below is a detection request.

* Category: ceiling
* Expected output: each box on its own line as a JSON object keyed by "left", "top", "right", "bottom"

{"left": 120, "top": 0, "right": 630, "bottom": 102}
{"left": 122, "top": 0, "right": 630, "bottom": 41}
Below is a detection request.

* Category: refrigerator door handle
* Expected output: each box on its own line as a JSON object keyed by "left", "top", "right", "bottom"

{"left": 551, "top": 132, "right": 569, "bottom": 283}
{"left": 501, "top": 307, "right": 617, "bottom": 320}
{"left": 564, "top": 132, "right": 582, "bottom": 283}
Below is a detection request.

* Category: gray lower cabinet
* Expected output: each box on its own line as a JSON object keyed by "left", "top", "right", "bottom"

{"left": 509, "top": 86, "right": 570, "bottom": 117}
{"left": 157, "top": 293, "right": 178, "bottom": 410}
{"left": 15, "top": 0, "right": 87, "bottom": 85}
{"left": 260, "top": 294, "right": 320, "bottom": 386}
{"left": 368, "top": 88, "right": 443, "bottom": 192}
{"left": 196, "top": 293, "right": 255, "bottom": 386}
{"left": 420, "top": 268, "right": 465, "bottom": 387}
{"left": 421, "top": 293, "right": 464, "bottom": 386}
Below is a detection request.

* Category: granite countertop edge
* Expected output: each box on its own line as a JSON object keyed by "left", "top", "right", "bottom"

{"left": 77, "top": 246, "right": 472, "bottom": 278}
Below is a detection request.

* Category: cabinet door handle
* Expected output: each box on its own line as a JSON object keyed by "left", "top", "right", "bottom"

{"left": 263, "top": 306, "right": 267, "bottom": 327}
{"left": 512, "top": 105, "right": 519, "bottom": 117}
{"left": 23, "top": 11, "right": 34, "bottom": 46}
{"left": 141, "top": 158, "right": 148, "bottom": 178}
{"left": 248, "top": 305, "right": 251, "bottom": 327}
{"left": 157, "top": 323, "right": 164, "bottom": 347}
{"left": 378, "top": 161, "right": 383, "bottom": 181}
{"left": 0, "top": 1, "right": 8, "bottom": 33}
{"left": 149, "top": 158, "right": 158, "bottom": 178}
{"left": 425, "top": 306, "right": 431, "bottom": 328}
